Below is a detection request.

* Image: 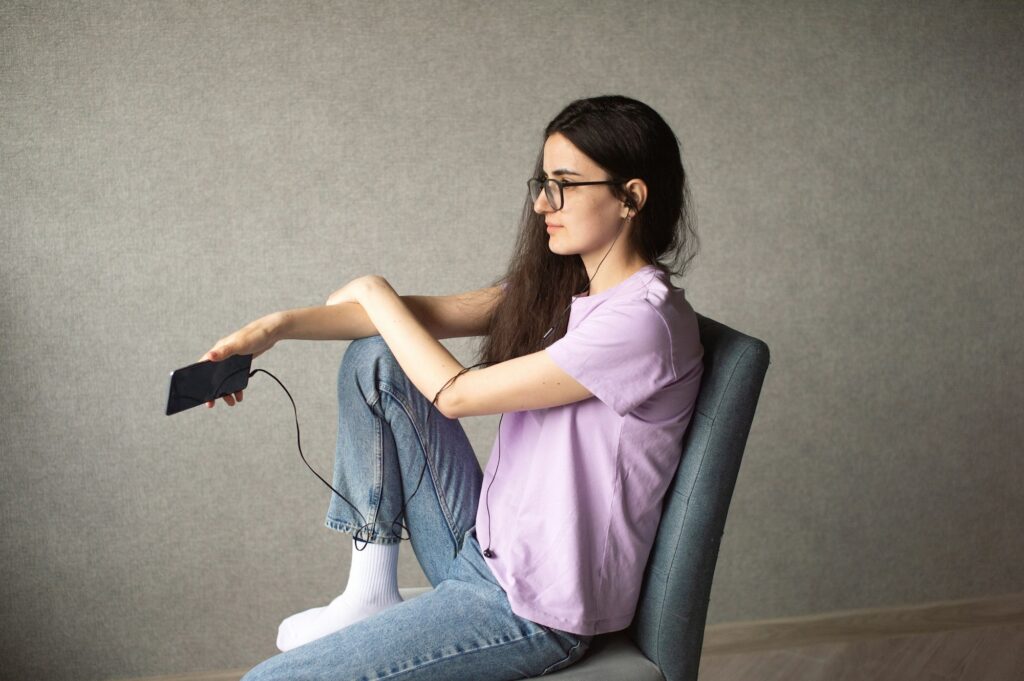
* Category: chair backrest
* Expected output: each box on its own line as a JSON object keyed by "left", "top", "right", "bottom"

{"left": 615, "top": 313, "right": 771, "bottom": 681}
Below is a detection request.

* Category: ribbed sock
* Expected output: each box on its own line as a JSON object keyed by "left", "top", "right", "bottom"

{"left": 276, "top": 538, "right": 405, "bottom": 652}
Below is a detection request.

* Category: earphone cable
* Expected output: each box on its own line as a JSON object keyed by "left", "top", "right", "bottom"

{"left": 480, "top": 207, "right": 631, "bottom": 556}
{"left": 209, "top": 366, "right": 436, "bottom": 551}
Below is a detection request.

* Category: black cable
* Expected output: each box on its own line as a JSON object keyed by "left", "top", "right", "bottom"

{"left": 209, "top": 366, "right": 435, "bottom": 551}
{"left": 474, "top": 276, "right": 588, "bottom": 559}
{"left": 476, "top": 206, "right": 631, "bottom": 557}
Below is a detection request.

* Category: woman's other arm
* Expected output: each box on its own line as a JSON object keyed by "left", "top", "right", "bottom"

{"left": 346, "top": 277, "right": 594, "bottom": 419}
{"left": 272, "top": 280, "right": 594, "bottom": 419}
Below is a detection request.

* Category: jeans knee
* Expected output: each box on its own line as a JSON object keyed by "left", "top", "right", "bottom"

{"left": 345, "top": 334, "right": 397, "bottom": 367}
{"left": 346, "top": 334, "right": 386, "bottom": 359}
{"left": 338, "top": 335, "right": 401, "bottom": 392}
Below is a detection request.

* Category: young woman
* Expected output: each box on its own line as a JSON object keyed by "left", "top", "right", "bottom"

{"left": 201, "top": 94, "right": 704, "bottom": 680}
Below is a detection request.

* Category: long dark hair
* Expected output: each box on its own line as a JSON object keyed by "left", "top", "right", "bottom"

{"left": 472, "top": 94, "right": 699, "bottom": 368}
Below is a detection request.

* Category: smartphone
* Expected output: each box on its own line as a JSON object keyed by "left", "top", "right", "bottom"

{"left": 165, "top": 354, "right": 253, "bottom": 415}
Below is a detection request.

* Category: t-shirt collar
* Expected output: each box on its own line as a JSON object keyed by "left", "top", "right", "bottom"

{"left": 571, "top": 264, "right": 661, "bottom": 304}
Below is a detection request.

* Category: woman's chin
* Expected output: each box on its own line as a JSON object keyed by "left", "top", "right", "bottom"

{"left": 546, "top": 236, "right": 571, "bottom": 253}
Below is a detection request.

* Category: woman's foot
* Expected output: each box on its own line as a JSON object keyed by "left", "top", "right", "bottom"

{"left": 276, "top": 590, "right": 404, "bottom": 651}
{"left": 276, "top": 538, "right": 405, "bottom": 652}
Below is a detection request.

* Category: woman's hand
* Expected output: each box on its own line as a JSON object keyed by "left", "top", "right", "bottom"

{"left": 198, "top": 313, "right": 282, "bottom": 409}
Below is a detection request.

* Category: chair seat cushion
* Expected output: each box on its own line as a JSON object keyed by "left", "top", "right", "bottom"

{"left": 546, "top": 633, "right": 665, "bottom": 680}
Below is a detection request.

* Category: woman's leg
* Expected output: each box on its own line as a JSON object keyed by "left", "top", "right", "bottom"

{"left": 276, "top": 334, "right": 488, "bottom": 650}
{"left": 243, "top": 529, "right": 593, "bottom": 681}
{"left": 324, "top": 334, "right": 484, "bottom": 584}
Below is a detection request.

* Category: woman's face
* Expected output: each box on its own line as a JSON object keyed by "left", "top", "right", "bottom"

{"left": 533, "top": 133, "right": 631, "bottom": 259}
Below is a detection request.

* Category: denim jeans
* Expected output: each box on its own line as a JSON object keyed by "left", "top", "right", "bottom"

{"left": 241, "top": 335, "right": 593, "bottom": 680}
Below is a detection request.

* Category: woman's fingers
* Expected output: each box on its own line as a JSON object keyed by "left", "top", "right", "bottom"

{"left": 216, "top": 390, "right": 244, "bottom": 408}
{"left": 198, "top": 317, "right": 274, "bottom": 411}
{"left": 204, "top": 390, "right": 242, "bottom": 409}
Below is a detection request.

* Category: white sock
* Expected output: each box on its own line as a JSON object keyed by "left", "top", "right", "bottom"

{"left": 276, "top": 538, "right": 405, "bottom": 652}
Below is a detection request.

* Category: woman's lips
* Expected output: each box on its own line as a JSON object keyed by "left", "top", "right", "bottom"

{"left": 546, "top": 224, "right": 563, "bottom": 232}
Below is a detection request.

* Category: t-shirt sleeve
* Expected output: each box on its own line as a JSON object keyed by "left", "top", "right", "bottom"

{"left": 544, "top": 299, "right": 676, "bottom": 416}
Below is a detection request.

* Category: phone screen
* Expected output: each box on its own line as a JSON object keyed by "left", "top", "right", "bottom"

{"left": 166, "top": 354, "right": 253, "bottom": 415}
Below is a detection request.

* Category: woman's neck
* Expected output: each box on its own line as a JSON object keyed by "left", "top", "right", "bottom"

{"left": 582, "top": 258, "right": 651, "bottom": 296}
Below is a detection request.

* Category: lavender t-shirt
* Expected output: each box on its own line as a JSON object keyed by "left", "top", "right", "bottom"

{"left": 475, "top": 265, "right": 704, "bottom": 635}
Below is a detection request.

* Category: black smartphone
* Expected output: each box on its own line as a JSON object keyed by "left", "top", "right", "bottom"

{"left": 165, "top": 354, "right": 253, "bottom": 415}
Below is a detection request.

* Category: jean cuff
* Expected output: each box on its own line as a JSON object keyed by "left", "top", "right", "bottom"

{"left": 325, "top": 517, "right": 403, "bottom": 545}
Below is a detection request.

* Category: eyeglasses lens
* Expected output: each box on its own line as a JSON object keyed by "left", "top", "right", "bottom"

{"left": 529, "top": 179, "right": 561, "bottom": 210}
{"left": 546, "top": 180, "right": 562, "bottom": 210}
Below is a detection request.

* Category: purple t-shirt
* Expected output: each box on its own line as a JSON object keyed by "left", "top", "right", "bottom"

{"left": 475, "top": 265, "right": 704, "bottom": 635}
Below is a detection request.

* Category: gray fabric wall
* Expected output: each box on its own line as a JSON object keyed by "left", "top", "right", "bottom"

{"left": 2, "top": 1, "right": 1021, "bottom": 679}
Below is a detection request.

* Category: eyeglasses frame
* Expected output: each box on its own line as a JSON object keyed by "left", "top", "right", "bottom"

{"left": 527, "top": 176, "right": 627, "bottom": 212}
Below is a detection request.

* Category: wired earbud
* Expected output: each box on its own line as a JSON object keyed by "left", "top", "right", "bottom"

{"left": 624, "top": 194, "right": 639, "bottom": 219}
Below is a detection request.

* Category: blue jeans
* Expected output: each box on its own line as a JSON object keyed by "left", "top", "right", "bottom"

{"left": 241, "top": 335, "right": 593, "bottom": 680}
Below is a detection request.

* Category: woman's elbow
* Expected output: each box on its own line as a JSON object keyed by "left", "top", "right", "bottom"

{"left": 436, "top": 388, "right": 462, "bottom": 420}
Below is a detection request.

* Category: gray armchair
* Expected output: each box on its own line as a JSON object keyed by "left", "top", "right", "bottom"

{"left": 400, "top": 313, "right": 771, "bottom": 680}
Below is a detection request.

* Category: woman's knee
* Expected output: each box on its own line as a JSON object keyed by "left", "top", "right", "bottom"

{"left": 338, "top": 335, "right": 401, "bottom": 390}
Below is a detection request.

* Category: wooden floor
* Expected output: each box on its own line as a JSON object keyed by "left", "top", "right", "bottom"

{"left": 698, "top": 621, "right": 1024, "bottom": 680}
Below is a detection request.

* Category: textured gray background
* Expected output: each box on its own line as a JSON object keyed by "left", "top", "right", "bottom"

{"left": 2, "top": 1, "right": 1022, "bottom": 679}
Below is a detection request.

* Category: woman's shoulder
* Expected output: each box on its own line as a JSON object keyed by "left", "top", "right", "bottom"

{"left": 635, "top": 273, "right": 700, "bottom": 344}
{"left": 633, "top": 269, "right": 691, "bottom": 310}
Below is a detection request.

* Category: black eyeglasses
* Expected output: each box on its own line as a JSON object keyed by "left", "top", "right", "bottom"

{"left": 527, "top": 176, "right": 624, "bottom": 211}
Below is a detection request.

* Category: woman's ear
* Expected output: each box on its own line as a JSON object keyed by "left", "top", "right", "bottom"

{"left": 622, "top": 179, "right": 647, "bottom": 217}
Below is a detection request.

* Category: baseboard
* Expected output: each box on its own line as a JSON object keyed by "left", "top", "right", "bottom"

{"left": 110, "top": 591, "right": 1024, "bottom": 680}
{"left": 110, "top": 672, "right": 248, "bottom": 681}
{"left": 701, "top": 590, "right": 1024, "bottom": 654}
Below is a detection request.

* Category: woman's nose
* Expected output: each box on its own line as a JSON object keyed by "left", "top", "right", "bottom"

{"left": 533, "top": 192, "right": 552, "bottom": 214}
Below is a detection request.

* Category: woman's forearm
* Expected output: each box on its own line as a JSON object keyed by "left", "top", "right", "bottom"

{"left": 271, "top": 303, "right": 380, "bottom": 342}
{"left": 270, "top": 298, "right": 433, "bottom": 342}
